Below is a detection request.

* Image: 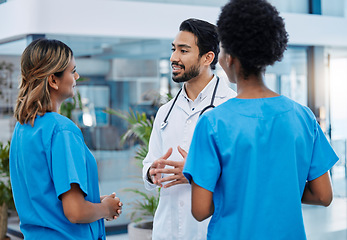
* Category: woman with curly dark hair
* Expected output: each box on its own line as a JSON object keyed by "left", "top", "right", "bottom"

{"left": 183, "top": 0, "right": 338, "bottom": 239}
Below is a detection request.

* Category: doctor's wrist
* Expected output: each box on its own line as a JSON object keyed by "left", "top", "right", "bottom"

{"left": 147, "top": 167, "right": 154, "bottom": 184}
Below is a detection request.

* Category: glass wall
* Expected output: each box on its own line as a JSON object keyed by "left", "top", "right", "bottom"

{"left": 268, "top": 0, "right": 309, "bottom": 14}
{"left": 0, "top": 56, "right": 20, "bottom": 143}
{"left": 70, "top": 44, "right": 310, "bottom": 226}
{"left": 114, "top": 0, "right": 309, "bottom": 13}
{"left": 322, "top": 0, "right": 347, "bottom": 17}
{"left": 0, "top": 4, "right": 346, "bottom": 228}
{"left": 327, "top": 47, "right": 347, "bottom": 198}
{"left": 70, "top": 57, "right": 163, "bottom": 227}
{"left": 216, "top": 47, "right": 308, "bottom": 104}
{"left": 2, "top": 38, "right": 345, "bottom": 228}
{"left": 266, "top": 47, "right": 308, "bottom": 105}
{"left": 112, "top": 0, "right": 229, "bottom": 7}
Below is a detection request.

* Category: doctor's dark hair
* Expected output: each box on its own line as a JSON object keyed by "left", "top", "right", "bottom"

{"left": 179, "top": 18, "right": 219, "bottom": 70}
{"left": 217, "top": 0, "right": 288, "bottom": 78}
{"left": 14, "top": 38, "right": 73, "bottom": 126}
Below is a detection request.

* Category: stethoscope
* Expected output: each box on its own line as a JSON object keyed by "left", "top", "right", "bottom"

{"left": 160, "top": 76, "right": 220, "bottom": 130}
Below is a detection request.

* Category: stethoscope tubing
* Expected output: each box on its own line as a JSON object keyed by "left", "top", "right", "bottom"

{"left": 161, "top": 76, "right": 220, "bottom": 129}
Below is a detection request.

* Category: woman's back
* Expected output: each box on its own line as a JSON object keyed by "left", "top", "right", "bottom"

{"left": 185, "top": 96, "right": 338, "bottom": 239}
{"left": 10, "top": 112, "right": 104, "bottom": 240}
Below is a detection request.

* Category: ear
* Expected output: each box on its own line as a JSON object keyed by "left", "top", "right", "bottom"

{"left": 203, "top": 51, "right": 215, "bottom": 66}
{"left": 48, "top": 74, "right": 59, "bottom": 90}
{"left": 226, "top": 54, "right": 234, "bottom": 68}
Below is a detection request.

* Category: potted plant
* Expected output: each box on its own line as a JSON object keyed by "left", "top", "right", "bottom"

{"left": 0, "top": 141, "right": 14, "bottom": 240}
{"left": 105, "top": 92, "right": 172, "bottom": 239}
{"left": 60, "top": 90, "right": 83, "bottom": 121}
{"left": 124, "top": 187, "right": 159, "bottom": 240}
{"left": 104, "top": 108, "right": 158, "bottom": 240}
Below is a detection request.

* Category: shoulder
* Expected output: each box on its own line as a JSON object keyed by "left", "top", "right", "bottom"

{"left": 212, "top": 97, "right": 235, "bottom": 114}
{"left": 282, "top": 96, "right": 316, "bottom": 119}
{"left": 43, "top": 112, "right": 82, "bottom": 137}
{"left": 155, "top": 97, "right": 176, "bottom": 118}
{"left": 200, "top": 100, "right": 234, "bottom": 128}
{"left": 299, "top": 104, "right": 316, "bottom": 119}
{"left": 279, "top": 96, "right": 318, "bottom": 133}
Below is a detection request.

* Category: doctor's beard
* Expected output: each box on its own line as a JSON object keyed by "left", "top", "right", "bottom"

{"left": 172, "top": 64, "right": 200, "bottom": 83}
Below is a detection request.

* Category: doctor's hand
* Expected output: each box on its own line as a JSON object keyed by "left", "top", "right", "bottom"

{"left": 155, "top": 146, "right": 189, "bottom": 188}
{"left": 149, "top": 148, "right": 173, "bottom": 187}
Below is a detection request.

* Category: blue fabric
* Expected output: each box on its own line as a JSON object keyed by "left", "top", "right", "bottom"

{"left": 10, "top": 112, "right": 105, "bottom": 240}
{"left": 183, "top": 96, "right": 338, "bottom": 240}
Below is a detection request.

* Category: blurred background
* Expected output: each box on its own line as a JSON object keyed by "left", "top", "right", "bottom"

{"left": 0, "top": 0, "right": 346, "bottom": 239}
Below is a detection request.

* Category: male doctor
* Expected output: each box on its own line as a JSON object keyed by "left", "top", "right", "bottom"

{"left": 142, "top": 18, "right": 236, "bottom": 240}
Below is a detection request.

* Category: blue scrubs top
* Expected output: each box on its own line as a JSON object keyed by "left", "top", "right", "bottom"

{"left": 10, "top": 112, "right": 105, "bottom": 240}
{"left": 183, "top": 96, "right": 338, "bottom": 240}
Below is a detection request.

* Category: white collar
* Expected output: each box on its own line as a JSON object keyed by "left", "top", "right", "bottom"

{"left": 181, "top": 75, "right": 218, "bottom": 102}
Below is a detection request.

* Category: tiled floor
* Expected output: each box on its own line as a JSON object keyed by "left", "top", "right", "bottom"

{"left": 303, "top": 197, "right": 347, "bottom": 240}
{"left": 107, "top": 172, "right": 347, "bottom": 240}
{"left": 8, "top": 177, "right": 347, "bottom": 240}
{"left": 106, "top": 197, "right": 347, "bottom": 240}
{"left": 7, "top": 197, "right": 347, "bottom": 240}
{"left": 107, "top": 233, "right": 129, "bottom": 240}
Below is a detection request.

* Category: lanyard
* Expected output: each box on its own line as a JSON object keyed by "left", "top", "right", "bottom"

{"left": 160, "top": 76, "right": 220, "bottom": 130}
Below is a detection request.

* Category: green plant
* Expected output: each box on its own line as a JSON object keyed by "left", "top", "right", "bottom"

{"left": 104, "top": 108, "right": 154, "bottom": 167}
{"left": 0, "top": 141, "right": 14, "bottom": 240}
{"left": 60, "top": 77, "right": 87, "bottom": 120}
{"left": 60, "top": 90, "right": 83, "bottom": 120}
{"left": 0, "top": 141, "right": 13, "bottom": 208}
{"left": 123, "top": 188, "right": 160, "bottom": 223}
{"left": 104, "top": 108, "right": 158, "bottom": 222}
{"left": 105, "top": 93, "right": 172, "bottom": 223}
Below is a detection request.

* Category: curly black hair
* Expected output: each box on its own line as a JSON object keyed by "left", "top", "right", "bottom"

{"left": 217, "top": 0, "right": 288, "bottom": 77}
{"left": 180, "top": 18, "right": 219, "bottom": 70}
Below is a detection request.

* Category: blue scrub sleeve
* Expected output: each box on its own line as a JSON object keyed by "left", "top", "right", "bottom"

{"left": 51, "top": 130, "right": 88, "bottom": 199}
{"left": 183, "top": 115, "right": 221, "bottom": 192}
{"left": 308, "top": 120, "right": 339, "bottom": 181}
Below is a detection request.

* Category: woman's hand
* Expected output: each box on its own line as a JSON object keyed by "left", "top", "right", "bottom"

{"left": 61, "top": 184, "right": 123, "bottom": 223}
{"left": 102, "top": 192, "right": 123, "bottom": 221}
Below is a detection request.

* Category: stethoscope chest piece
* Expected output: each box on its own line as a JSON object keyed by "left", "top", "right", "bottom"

{"left": 161, "top": 121, "right": 168, "bottom": 130}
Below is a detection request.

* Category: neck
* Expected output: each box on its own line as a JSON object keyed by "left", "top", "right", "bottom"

{"left": 50, "top": 95, "right": 63, "bottom": 113}
{"left": 236, "top": 74, "right": 279, "bottom": 99}
{"left": 51, "top": 102, "right": 61, "bottom": 113}
{"left": 184, "top": 70, "right": 214, "bottom": 101}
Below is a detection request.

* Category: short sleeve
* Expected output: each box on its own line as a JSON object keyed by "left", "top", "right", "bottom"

{"left": 183, "top": 115, "right": 221, "bottom": 192}
{"left": 308, "top": 121, "right": 339, "bottom": 181}
{"left": 51, "top": 130, "right": 88, "bottom": 199}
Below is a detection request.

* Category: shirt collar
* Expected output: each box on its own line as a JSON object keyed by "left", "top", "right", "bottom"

{"left": 181, "top": 75, "right": 218, "bottom": 103}
{"left": 181, "top": 85, "right": 191, "bottom": 103}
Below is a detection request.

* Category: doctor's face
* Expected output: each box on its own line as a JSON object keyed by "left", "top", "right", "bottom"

{"left": 170, "top": 31, "right": 202, "bottom": 83}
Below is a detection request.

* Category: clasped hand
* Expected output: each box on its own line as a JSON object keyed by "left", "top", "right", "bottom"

{"left": 100, "top": 192, "right": 123, "bottom": 221}
{"left": 149, "top": 146, "right": 188, "bottom": 188}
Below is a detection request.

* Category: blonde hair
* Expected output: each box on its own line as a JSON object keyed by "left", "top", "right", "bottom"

{"left": 14, "top": 39, "right": 73, "bottom": 126}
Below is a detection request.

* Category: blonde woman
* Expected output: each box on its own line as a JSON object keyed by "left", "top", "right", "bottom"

{"left": 10, "top": 39, "right": 122, "bottom": 240}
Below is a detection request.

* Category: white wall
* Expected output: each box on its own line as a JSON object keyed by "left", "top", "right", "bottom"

{"left": 1, "top": 0, "right": 347, "bottom": 47}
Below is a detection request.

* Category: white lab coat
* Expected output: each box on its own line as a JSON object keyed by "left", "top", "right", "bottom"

{"left": 142, "top": 75, "right": 236, "bottom": 240}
